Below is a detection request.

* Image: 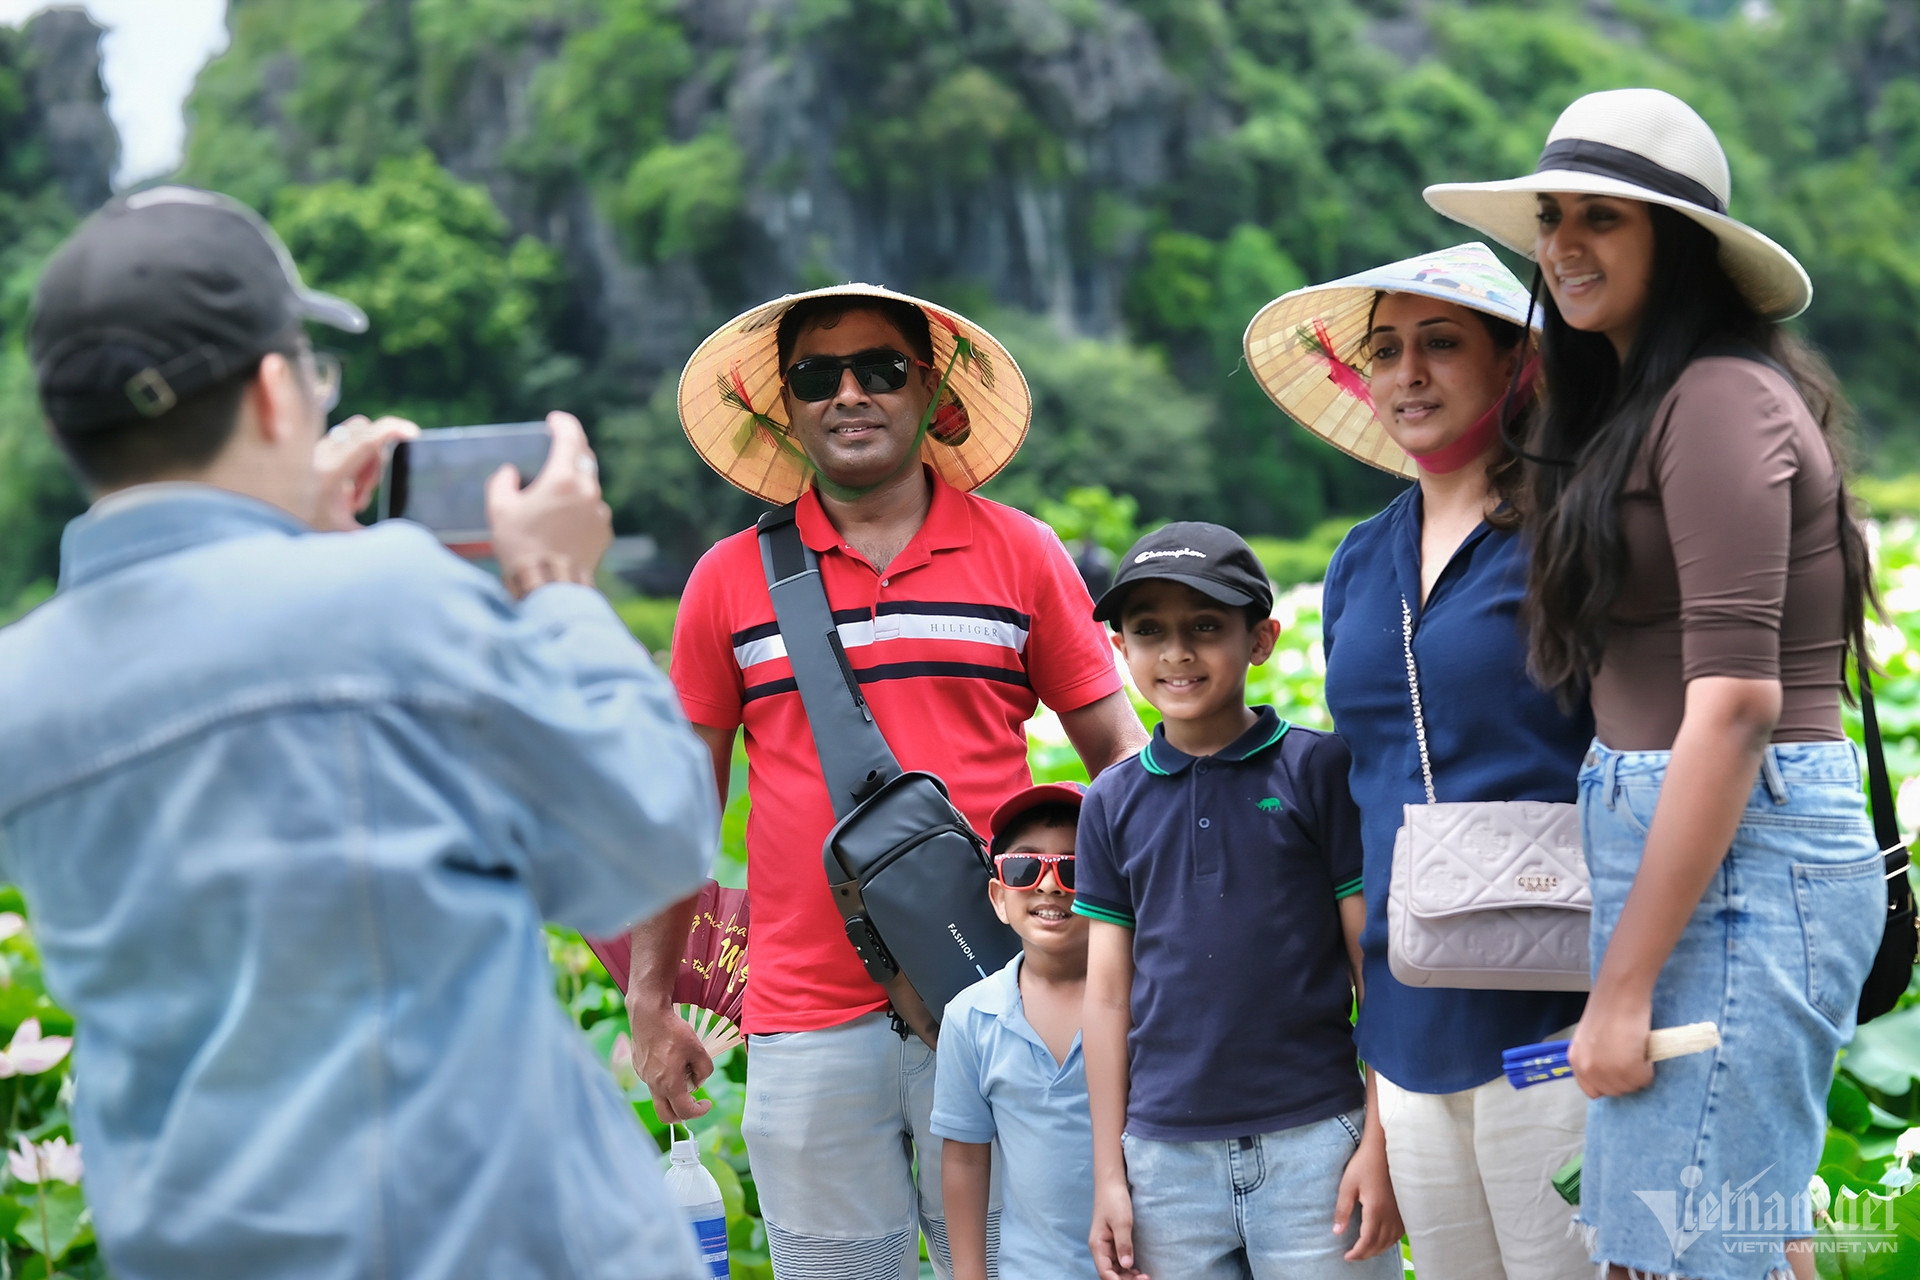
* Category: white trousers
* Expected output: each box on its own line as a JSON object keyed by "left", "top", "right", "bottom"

{"left": 1375, "top": 1068, "right": 1590, "bottom": 1280}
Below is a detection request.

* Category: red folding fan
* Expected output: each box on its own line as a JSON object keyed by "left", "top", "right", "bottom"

{"left": 589, "top": 880, "right": 750, "bottom": 1057}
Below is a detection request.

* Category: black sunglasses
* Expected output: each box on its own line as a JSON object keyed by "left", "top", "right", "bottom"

{"left": 783, "top": 348, "right": 920, "bottom": 402}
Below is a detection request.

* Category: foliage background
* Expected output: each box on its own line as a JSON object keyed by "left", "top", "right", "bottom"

{"left": 6, "top": 0, "right": 1920, "bottom": 592}
{"left": 2, "top": 0, "right": 1920, "bottom": 1274}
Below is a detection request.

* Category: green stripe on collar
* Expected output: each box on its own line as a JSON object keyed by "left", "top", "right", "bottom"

{"left": 1071, "top": 900, "right": 1136, "bottom": 928}
{"left": 1138, "top": 740, "right": 1173, "bottom": 776}
{"left": 1245, "top": 718, "right": 1292, "bottom": 757}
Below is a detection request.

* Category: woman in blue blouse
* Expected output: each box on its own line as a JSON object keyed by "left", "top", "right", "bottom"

{"left": 1244, "top": 243, "right": 1593, "bottom": 1280}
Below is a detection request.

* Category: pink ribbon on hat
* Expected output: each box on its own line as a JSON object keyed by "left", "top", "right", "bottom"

{"left": 1406, "top": 359, "right": 1539, "bottom": 475}
{"left": 1310, "top": 319, "right": 1373, "bottom": 406}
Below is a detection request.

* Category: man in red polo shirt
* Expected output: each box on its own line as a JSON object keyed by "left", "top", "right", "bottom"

{"left": 625, "top": 286, "right": 1145, "bottom": 1277}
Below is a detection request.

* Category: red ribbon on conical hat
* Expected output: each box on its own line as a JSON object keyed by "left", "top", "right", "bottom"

{"left": 925, "top": 307, "right": 994, "bottom": 388}
{"left": 1310, "top": 318, "right": 1372, "bottom": 405}
{"left": 723, "top": 364, "right": 777, "bottom": 445}
{"left": 720, "top": 362, "right": 811, "bottom": 468}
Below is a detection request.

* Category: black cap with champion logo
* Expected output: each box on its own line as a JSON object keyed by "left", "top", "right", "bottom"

{"left": 1091, "top": 521, "right": 1275, "bottom": 623}
{"left": 28, "top": 186, "right": 368, "bottom": 432}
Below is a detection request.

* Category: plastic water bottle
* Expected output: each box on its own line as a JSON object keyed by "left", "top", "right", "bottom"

{"left": 664, "top": 1136, "right": 730, "bottom": 1278}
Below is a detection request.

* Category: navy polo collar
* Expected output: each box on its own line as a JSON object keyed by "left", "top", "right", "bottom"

{"left": 1392, "top": 485, "right": 1500, "bottom": 620}
{"left": 1140, "top": 705, "right": 1290, "bottom": 777}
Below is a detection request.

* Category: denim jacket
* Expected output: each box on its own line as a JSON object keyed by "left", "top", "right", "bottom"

{"left": 0, "top": 488, "right": 717, "bottom": 1279}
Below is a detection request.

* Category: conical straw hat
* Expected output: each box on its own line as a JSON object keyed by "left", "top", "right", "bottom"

{"left": 1243, "top": 242, "right": 1538, "bottom": 480}
{"left": 678, "top": 284, "right": 1031, "bottom": 504}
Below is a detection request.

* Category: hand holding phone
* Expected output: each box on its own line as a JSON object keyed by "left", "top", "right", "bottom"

{"left": 379, "top": 421, "right": 554, "bottom": 552}
{"left": 315, "top": 415, "right": 419, "bottom": 532}
{"left": 485, "top": 412, "right": 612, "bottom": 599}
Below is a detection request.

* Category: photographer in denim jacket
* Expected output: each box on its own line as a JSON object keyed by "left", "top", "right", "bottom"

{"left": 0, "top": 187, "right": 719, "bottom": 1280}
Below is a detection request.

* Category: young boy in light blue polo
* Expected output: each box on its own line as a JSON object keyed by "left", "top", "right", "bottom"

{"left": 933, "top": 781, "right": 1095, "bottom": 1280}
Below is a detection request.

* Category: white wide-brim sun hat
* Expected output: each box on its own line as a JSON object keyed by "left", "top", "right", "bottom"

{"left": 1243, "top": 242, "right": 1539, "bottom": 480}
{"left": 1423, "top": 88, "right": 1810, "bottom": 321}
{"left": 678, "top": 283, "right": 1031, "bottom": 505}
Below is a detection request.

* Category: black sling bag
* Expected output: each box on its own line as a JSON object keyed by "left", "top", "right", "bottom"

{"left": 757, "top": 503, "right": 1020, "bottom": 1048}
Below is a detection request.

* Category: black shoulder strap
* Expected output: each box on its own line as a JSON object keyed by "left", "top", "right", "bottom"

{"left": 1860, "top": 665, "right": 1907, "bottom": 862}
{"left": 1835, "top": 467, "right": 1909, "bottom": 871}
{"left": 757, "top": 503, "right": 902, "bottom": 819}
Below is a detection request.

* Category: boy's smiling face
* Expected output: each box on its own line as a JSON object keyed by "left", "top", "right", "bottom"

{"left": 988, "top": 821, "right": 1086, "bottom": 958}
{"left": 1114, "top": 579, "right": 1279, "bottom": 724}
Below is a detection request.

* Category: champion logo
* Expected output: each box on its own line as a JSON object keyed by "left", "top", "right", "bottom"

{"left": 1134, "top": 547, "right": 1206, "bottom": 563}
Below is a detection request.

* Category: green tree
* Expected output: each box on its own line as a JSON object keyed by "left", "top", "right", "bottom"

{"left": 270, "top": 152, "right": 570, "bottom": 426}
{"left": 616, "top": 130, "right": 746, "bottom": 264}
{"left": 521, "top": 0, "right": 689, "bottom": 180}
{"left": 982, "top": 310, "right": 1218, "bottom": 521}
{"left": 180, "top": 0, "right": 421, "bottom": 208}
{"left": 169, "top": 0, "right": 1920, "bottom": 556}
{"left": 0, "top": 23, "right": 91, "bottom": 602}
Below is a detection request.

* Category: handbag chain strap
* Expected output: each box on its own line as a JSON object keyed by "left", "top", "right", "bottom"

{"left": 1401, "top": 595, "right": 1438, "bottom": 805}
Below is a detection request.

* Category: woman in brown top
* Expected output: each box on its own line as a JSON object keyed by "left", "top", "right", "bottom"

{"left": 1426, "top": 90, "right": 1885, "bottom": 1280}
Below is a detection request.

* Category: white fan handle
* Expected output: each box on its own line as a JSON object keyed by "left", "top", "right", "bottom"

{"left": 1647, "top": 1022, "right": 1720, "bottom": 1062}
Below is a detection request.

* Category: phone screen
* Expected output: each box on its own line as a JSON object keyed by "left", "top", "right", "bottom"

{"left": 379, "top": 423, "right": 551, "bottom": 553}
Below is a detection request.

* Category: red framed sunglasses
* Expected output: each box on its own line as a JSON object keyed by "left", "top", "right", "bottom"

{"left": 992, "top": 852, "right": 1074, "bottom": 891}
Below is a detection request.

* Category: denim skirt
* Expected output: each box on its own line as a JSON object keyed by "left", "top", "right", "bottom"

{"left": 1576, "top": 741, "right": 1885, "bottom": 1280}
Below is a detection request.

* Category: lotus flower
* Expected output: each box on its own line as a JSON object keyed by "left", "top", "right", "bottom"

{"left": 8, "top": 1136, "right": 81, "bottom": 1185}
{"left": 1886, "top": 1127, "right": 1920, "bottom": 1191}
{"left": 1809, "top": 1174, "right": 1831, "bottom": 1223}
{"left": 609, "top": 1032, "right": 639, "bottom": 1091}
{"left": 1898, "top": 775, "right": 1920, "bottom": 840}
{"left": 0, "top": 1019, "right": 70, "bottom": 1078}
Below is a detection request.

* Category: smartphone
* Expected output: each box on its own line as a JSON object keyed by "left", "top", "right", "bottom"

{"left": 378, "top": 422, "right": 551, "bottom": 555}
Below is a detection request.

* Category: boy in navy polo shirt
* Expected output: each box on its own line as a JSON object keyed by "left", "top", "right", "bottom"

{"left": 933, "top": 781, "right": 1096, "bottom": 1280}
{"left": 1077, "top": 523, "right": 1402, "bottom": 1280}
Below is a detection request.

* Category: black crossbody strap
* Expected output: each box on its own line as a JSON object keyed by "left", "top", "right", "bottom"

{"left": 757, "top": 504, "right": 902, "bottom": 819}
{"left": 1860, "top": 665, "right": 1909, "bottom": 864}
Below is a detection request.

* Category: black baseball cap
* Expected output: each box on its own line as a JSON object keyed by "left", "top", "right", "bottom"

{"left": 1091, "top": 521, "right": 1275, "bottom": 623}
{"left": 28, "top": 186, "right": 368, "bottom": 432}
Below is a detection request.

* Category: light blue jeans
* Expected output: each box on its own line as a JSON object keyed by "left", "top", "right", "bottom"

{"left": 1577, "top": 741, "right": 1885, "bottom": 1280}
{"left": 1121, "top": 1110, "right": 1401, "bottom": 1280}
{"left": 745, "top": 1012, "right": 999, "bottom": 1280}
